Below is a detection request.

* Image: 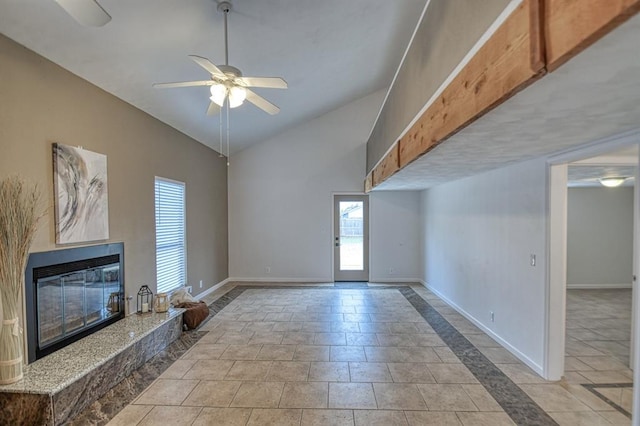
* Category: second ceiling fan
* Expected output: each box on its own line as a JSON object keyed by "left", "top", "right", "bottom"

{"left": 154, "top": 1, "right": 287, "bottom": 116}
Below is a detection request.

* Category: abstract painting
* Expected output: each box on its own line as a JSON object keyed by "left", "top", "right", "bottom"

{"left": 53, "top": 143, "right": 109, "bottom": 244}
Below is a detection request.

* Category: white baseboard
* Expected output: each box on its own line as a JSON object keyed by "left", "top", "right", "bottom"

{"left": 228, "top": 277, "right": 332, "bottom": 284}
{"left": 420, "top": 281, "right": 544, "bottom": 377}
{"left": 567, "top": 283, "right": 632, "bottom": 290}
{"left": 193, "top": 278, "right": 231, "bottom": 300}
{"left": 369, "top": 277, "right": 422, "bottom": 284}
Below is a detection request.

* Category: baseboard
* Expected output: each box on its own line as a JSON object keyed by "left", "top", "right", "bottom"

{"left": 422, "top": 282, "right": 544, "bottom": 377}
{"left": 369, "top": 278, "right": 423, "bottom": 284}
{"left": 567, "top": 283, "right": 632, "bottom": 290}
{"left": 193, "top": 278, "right": 231, "bottom": 300}
{"left": 228, "top": 277, "right": 332, "bottom": 284}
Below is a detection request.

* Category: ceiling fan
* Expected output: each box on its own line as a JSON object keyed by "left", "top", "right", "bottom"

{"left": 153, "top": 1, "right": 288, "bottom": 116}
{"left": 55, "top": 0, "right": 111, "bottom": 27}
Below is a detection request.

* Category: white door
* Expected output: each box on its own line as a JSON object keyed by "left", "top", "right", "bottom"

{"left": 334, "top": 195, "right": 369, "bottom": 281}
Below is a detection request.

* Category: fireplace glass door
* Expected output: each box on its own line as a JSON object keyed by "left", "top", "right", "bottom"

{"left": 36, "top": 263, "right": 120, "bottom": 349}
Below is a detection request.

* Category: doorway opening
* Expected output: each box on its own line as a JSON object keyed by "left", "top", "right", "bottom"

{"left": 333, "top": 195, "right": 369, "bottom": 282}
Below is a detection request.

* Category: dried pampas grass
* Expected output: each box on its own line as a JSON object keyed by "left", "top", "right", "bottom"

{"left": 0, "top": 176, "right": 42, "bottom": 385}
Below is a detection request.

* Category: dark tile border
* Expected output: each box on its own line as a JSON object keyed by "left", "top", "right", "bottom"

{"left": 73, "top": 283, "right": 559, "bottom": 425}
{"left": 582, "top": 383, "right": 633, "bottom": 419}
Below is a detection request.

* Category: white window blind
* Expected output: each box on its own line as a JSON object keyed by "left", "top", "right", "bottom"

{"left": 155, "top": 177, "right": 186, "bottom": 294}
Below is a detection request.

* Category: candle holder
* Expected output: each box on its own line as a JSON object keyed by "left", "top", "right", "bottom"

{"left": 137, "top": 285, "right": 153, "bottom": 315}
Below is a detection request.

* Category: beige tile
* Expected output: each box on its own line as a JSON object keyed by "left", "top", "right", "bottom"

{"left": 182, "top": 344, "right": 228, "bottom": 360}
{"left": 428, "top": 363, "right": 479, "bottom": 384}
{"left": 106, "top": 405, "right": 153, "bottom": 426}
{"left": 464, "top": 334, "right": 500, "bottom": 348}
{"left": 134, "top": 379, "right": 200, "bottom": 405}
{"left": 331, "top": 322, "right": 360, "bottom": 332}
{"left": 309, "top": 361, "right": 350, "bottom": 382}
{"left": 417, "top": 384, "right": 478, "bottom": 411}
{"left": 560, "top": 383, "right": 617, "bottom": 411}
{"left": 461, "top": 384, "right": 502, "bottom": 411}
{"left": 564, "top": 356, "right": 595, "bottom": 372}
{"left": 279, "top": 382, "right": 328, "bottom": 408}
{"left": 219, "top": 344, "right": 261, "bottom": 360}
{"left": 348, "top": 362, "right": 392, "bottom": 382}
{"left": 248, "top": 332, "right": 285, "bottom": 345}
{"left": 138, "top": 406, "right": 202, "bottom": 426}
{"left": 303, "top": 322, "right": 332, "bottom": 332}
{"left": 397, "top": 347, "right": 442, "bottom": 363}
{"left": 301, "top": 409, "right": 354, "bottom": 426}
{"left": 159, "top": 359, "right": 198, "bottom": 379}
{"left": 225, "top": 360, "right": 273, "bottom": 381}
{"left": 373, "top": 383, "right": 428, "bottom": 410}
{"left": 519, "top": 384, "right": 591, "bottom": 412}
{"left": 230, "top": 381, "right": 284, "bottom": 408}
{"left": 478, "top": 347, "right": 520, "bottom": 364}
{"left": 181, "top": 380, "right": 241, "bottom": 407}
{"left": 328, "top": 383, "right": 377, "bottom": 409}
{"left": 330, "top": 346, "right": 366, "bottom": 361}
{"left": 346, "top": 333, "right": 379, "bottom": 346}
{"left": 577, "top": 370, "right": 632, "bottom": 384}
{"left": 273, "top": 322, "right": 305, "bottom": 332}
{"left": 282, "top": 332, "right": 316, "bottom": 345}
{"left": 364, "top": 346, "right": 403, "bottom": 362}
{"left": 596, "top": 410, "right": 632, "bottom": 425}
{"left": 216, "top": 331, "right": 255, "bottom": 345}
{"left": 455, "top": 412, "right": 515, "bottom": 426}
{"left": 265, "top": 361, "right": 310, "bottom": 381}
{"left": 294, "top": 345, "right": 330, "bottom": 361}
{"left": 621, "top": 387, "right": 633, "bottom": 413}
{"left": 377, "top": 333, "right": 418, "bottom": 347}
{"left": 404, "top": 411, "right": 462, "bottom": 425}
{"left": 246, "top": 408, "right": 302, "bottom": 426}
{"left": 495, "top": 363, "right": 546, "bottom": 384}
{"left": 388, "top": 362, "right": 436, "bottom": 383}
{"left": 196, "top": 330, "right": 226, "bottom": 344}
{"left": 434, "top": 347, "right": 461, "bottom": 363}
{"left": 577, "top": 356, "right": 629, "bottom": 371}
{"left": 562, "top": 371, "right": 592, "bottom": 384}
{"left": 192, "top": 408, "right": 252, "bottom": 426}
{"left": 257, "top": 345, "right": 296, "bottom": 360}
{"left": 413, "top": 334, "right": 446, "bottom": 347}
{"left": 354, "top": 410, "right": 408, "bottom": 425}
{"left": 315, "top": 332, "right": 347, "bottom": 345}
{"left": 548, "top": 410, "right": 613, "bottom": 426}
{"left": 182, "top": 359, "right": 235, "bottom": 380}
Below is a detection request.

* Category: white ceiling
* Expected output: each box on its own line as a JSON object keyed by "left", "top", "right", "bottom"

{"left": 376, "top": 12, "right": 640, "bottom": 191}
{"left": 0, "top": 0, "right": 426, "bottom": 153}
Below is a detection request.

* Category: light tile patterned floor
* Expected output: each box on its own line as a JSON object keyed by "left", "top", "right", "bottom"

{"left": 105, "top": 285, "right": 633, "bottom": 426}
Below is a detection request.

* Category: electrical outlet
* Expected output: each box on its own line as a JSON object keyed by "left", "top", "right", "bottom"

{"left": 199, "top": 280, "right": 203, "bottom": 288}
{"left": 490, "top": 311, "right": 495, "bottom": 322}
{"left": 186, "top": 286, "right": 193, "bottom": 294}
{"left": 530, "top": 254, "right": 536, "bottom": 267}
{"left": 266, "top": 266, "right": 271, "bottom": 274}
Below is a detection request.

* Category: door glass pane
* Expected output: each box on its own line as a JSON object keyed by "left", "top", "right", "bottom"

{"left": 339, "top": 201, "right": 364, "bottom": 270}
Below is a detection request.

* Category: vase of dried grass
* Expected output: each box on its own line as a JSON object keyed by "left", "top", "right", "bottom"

{"left": 0, "top": 177, "right": 41, "bottom": 385}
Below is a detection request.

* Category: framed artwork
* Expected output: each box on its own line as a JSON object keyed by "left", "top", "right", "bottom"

{"left": 53, "top": 143, "right": 109, "bottom": 244}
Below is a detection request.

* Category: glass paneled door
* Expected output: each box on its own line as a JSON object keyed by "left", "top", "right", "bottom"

{"left": 334, "top": 195, "right": 369, "bottom": 281}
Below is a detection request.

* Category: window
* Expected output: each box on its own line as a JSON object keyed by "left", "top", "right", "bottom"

{"left": 154, "top": 177, "right": 186, "bottom": 294}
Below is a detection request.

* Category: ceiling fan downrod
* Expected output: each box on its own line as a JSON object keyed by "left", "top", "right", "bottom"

{"left": 218, "top": 1, "right": 232, "bottom": 66}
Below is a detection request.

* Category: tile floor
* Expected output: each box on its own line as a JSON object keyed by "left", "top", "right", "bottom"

{"left": 101, "top": 284, "right": 634, "bottom": 426}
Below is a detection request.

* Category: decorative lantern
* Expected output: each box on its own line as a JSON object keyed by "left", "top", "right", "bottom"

{"left": 137, "top": 285, "right": 154, "bottom": 314}
{"left": 155, "top": 292, "right": 169, "bottom": 313}
{"left": 107, "top": 292, "right": 121, "bottom": 313}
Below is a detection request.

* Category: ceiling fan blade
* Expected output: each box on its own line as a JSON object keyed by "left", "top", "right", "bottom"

{"left": 189, "top": 55, "right": 226, "bottom": 78}
{"left": 239, "top": 77, "right": 288, "bottom": 89}
{"left": 55, "top": 0, "right": 111, "bottom": 27}
{"left": 153, "top": 81, "right": 213, "bottom": 89}
{"left": 207, "top": 102, "right": 221, "bottom": 116}
{"left": 245, "top": 89, "right": 280, "bottom": 115}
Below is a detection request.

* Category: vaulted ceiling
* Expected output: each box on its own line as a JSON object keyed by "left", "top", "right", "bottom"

{"left": 0, "top": 0, "right": 426, "bottom": 153}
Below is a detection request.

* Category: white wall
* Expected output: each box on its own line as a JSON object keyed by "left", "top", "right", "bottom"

{"left": 421, "top": 158, "right": 548, "bottom": 373}
{"left": 229, "top": 90, "right": 421, "bottom": 282}
{"left": 370, "top": 191, "right": 422, "bottom": 282}
{"left": 567, "top": 186, "right": 634, "bottom": 288}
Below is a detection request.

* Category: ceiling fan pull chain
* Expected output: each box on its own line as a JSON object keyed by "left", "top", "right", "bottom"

{"left": 226, "top": 100, "right": 231, "bottom": 166}
{"left": 219, "top": 105, "right": 223, "bottom": 157}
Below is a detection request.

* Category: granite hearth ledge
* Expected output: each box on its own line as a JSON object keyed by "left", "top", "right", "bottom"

{"left": 0, "top": 308, "right": 185, "bottom": 425}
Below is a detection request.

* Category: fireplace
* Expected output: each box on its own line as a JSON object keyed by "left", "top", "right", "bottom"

{"left": 25, "top": 243, "right": 124, "bottom": 363}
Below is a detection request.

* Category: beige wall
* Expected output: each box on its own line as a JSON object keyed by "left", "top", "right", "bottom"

{"left": 0, "top": 34, "right": 228, "bottom": 310}
{"left": 366, "top": 0, "right": 510, "bottom": 172}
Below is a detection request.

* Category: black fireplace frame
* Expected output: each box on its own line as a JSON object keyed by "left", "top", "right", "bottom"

{"left": 25, "top": 243, "right": 125, "bottom": 363}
